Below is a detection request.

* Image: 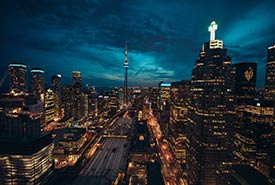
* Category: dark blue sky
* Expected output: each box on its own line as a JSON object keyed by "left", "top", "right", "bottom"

{"left": 0, "top": 0, "right": 274, "bottom": 87}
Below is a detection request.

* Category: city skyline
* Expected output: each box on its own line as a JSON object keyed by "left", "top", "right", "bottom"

{"left": 1, "top": 0, "right": 275, "bottom": 87}
{"left": 1, "top": 3, "right": 275, "bottom": 182}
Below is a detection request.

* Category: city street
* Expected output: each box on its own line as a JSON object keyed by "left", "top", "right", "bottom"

{"left": 148, "top": 111, "right": 187, "bottom": 185}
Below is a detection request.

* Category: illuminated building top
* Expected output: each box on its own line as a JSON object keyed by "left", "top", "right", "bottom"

{"left": 208, "top": 21, "right": 218, "bottom": 41}
{"left": 31, "top": 68, "right": 45, "bottom": 73}
{"left": 8, "top": 63, "right": 27, "bottom": 68}
{"left": 72, "top": 71, "right": 82, "bottom": 86}
{"left": 160, "top": 83, "right": 171, "bottom": 87}
{"left": 209, "top": 40, "right": 223, "bottom": 49}
{"left": 72, "top": 71, "right": 81, "bottom": 75}
{"left": 207, "top": 21, "right": 223, "bottom": 49}
{"left": 8, "top": 62, "right": 27, "bottom": 94}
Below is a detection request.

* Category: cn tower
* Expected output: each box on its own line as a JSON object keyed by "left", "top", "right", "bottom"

{"left": 124, "top": 42, "right": 128, "bottom": 106}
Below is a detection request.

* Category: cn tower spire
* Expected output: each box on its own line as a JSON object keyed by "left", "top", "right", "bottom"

{"left": 124, "top": 42, "right": 128, "bottom": 106}
{"left": 124, "top": 42, "right": 128, "bottom": 67}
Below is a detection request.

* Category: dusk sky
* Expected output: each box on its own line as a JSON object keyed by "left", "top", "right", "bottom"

{"left": 0, "top": 0, "right": 275, "bottom": 87}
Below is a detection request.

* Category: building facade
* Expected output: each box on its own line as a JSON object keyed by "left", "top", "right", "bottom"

{"left": 265, "top": 45, "right": 275, "bottom": 101}
{"left": 0, "top": 134, "right": 54, "bottom": 185}
{"left": 8, "top": 63, "right": 27, "bottom": 94}
{"left": 64, "top": 85, "right": 73, "bottom": 119}
{"left": 0, "top": 93, "right": 54, "bottom": 185}
{"left": 187, "top": 21, "right": 235, "bottom": 185}
{"left": 232, "top": 62, "right": 257, "bottom": 102}
{"left": 169, "top": 80, "right": 190, "bottom": 163}
{"left": 51, "top": 74, "right": 62, "bottom": 119}
{"left": 44, "top": 89, "right": 55, "bottom": 126}
{"left": 31, "top": 68, "right": 45, "bottom": 101}
{"left": 72, "top": 83, "right": 83, "bottom": 120}
{"left": 233, "top": 99, "right": 274, "bottom": 177}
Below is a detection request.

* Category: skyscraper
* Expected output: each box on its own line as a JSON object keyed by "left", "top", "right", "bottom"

{"left": 187, "top": 21, "right": 235, "bottom": 184}
{"left": 262, "top": 45, "right": 275, "bottom": 184}
{"left": 64, "top": 85, "right": 73, "bottom": 119}
{"left": 233, "top": 62, "right": 257, "bottom": 101}
{"left": 158, "top": 82, "right": 171, "bottom": 137}
{"left": 124, "top": 43, "right": 129, "bottom": 106}
{"left": 82, "top": 93, "right": 89, "bottom": 117}
{"left": 8, "top": 62, "right": 27, "bottom": 94}
{"left": 44, "top": 88, "right": 55, "bottom": 126}
{"left": 233, "top": 99, "right": 274, "bottom": 176}
{"left": 51, "top": 74, "right": 62, "bottom": 119}
{"left": 158, "top": 82, "right": 171, "bottom": 110}
{"left": 170, "top": 80, "right": 190, "bottom": 124}
{"left": 170, "top": 80, "right": 190, "bottom": 163}
{"left": 72, "top": 72, "right": 84, "bottom": 120}
{"left": 232, "top": 62, "right": 263, "bottom": 174}
{"left": 72, "top": 71, "right": 82, "bottom": 87}
{"left": 31, "top": 68, "right": 45, "bottom": 101}
{"left": 85, "top": 86, "right": 97, "bottom": 117}
{"left": 265, "top": 45, "right": 275, "bottom": 100}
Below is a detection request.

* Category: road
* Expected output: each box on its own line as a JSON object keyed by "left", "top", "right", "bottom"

{"left": 148, "top": 111, "right": 187, "bottom": 185}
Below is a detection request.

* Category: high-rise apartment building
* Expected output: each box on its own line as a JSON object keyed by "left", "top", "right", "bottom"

{"left": 72, "top": 72, "right": 83, "bottom": 120}
{"left": 8, "top": 63, "right": 27, "bottom": 94}
{"left": 44, "top": 89, "right": 55, "bottom": 126}
{"left": 51, "top": 74, "right": 62, "bottom": 119}
{"left": 85, "top": 86, "right": 97, "bottom": 117}
{"left": 158, "top": 82, "right": 171, "bottom": 110}
{"left": 158, "top": 82, "right": 171, "bottom": 138}
{"left": 64, "top": 85, "right": 73, "bottom": 119}
{"left": 31, "top": 68, "right": 45, "bottom": 101}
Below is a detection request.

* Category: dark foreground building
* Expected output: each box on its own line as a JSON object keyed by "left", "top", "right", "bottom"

{"left": 231, "top": 165, "right": 268, "bottom": 185}
{"left": 0, "top": 93, "right": 54, "bottom": 185}
{"left": 0, "top": 133, "right": 54, "bottom": 185}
